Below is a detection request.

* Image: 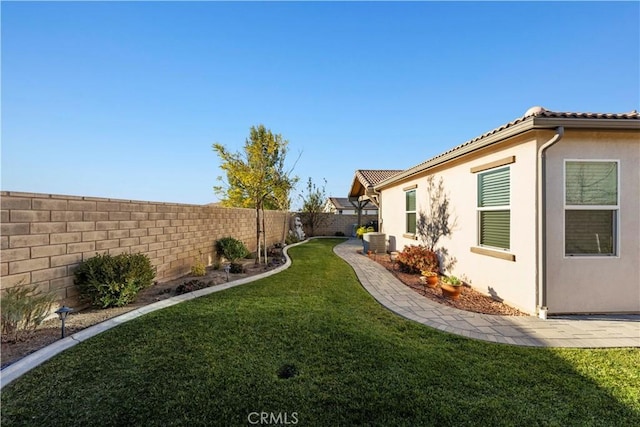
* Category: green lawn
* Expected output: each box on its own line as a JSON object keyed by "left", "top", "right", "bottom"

{"left": 1, "top": 239, "right": 639, "bottom": 426}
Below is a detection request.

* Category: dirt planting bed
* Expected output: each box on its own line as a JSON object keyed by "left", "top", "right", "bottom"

{"left": 370, "top": 254, "right": 528, "bottom": 317}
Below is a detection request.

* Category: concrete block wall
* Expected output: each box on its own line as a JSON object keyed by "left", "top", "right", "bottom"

{"left": 294, "top": 213, "right": 377, "bottom": 237}
{"left": 1, "top": 191, "right": 289, "bottom": 306}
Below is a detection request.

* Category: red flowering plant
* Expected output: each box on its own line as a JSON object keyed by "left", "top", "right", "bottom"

{"left": 396, "top": 245, "right": 439, "bottom": 274}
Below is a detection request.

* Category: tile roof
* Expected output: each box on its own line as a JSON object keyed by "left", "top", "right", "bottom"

{"left": 529, "top": 107, "right": 639, "bottom": 120}
{"left": 355, "top": 170, "right": 403, "bottom": 187}
{"left": 374, "top": 106, "right": 640, "bottom": 189}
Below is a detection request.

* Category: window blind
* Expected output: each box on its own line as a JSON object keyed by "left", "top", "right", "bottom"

{"left": 480, "top": 210, "right": 510, "bottom": 250}
{"left": 478, "top": 168, "right": 510, "bottom": 207}
{"left": 566, "top": 161, "right": 617, "bottom": 205}
{"left": 406, "top": 190, "right": 416, "bottom": 211}
{"left": 565, "top": 210, "right": 615, "bottom": 255}
{"left": 564, "top": 161, "right": 618, "bottom": 256}
{"left": 406, "top": 190, "right": 416, "bottom": 234}
{"left": 477, "top": 167, "right": 510, "bottom": 250}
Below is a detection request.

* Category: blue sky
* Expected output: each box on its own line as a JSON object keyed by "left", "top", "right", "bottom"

{"left": 2, "top": 1, "right": 638, "bottom": 208}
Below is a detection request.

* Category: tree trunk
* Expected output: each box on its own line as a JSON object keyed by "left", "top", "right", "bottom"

{"left": 262, "top": 206, "right": 267, "bottom": 264}
{"left": 282, "top": 212, "right": 289, "bottom": 243}
{"left": 255, "top": 205, "right": 261, "bottom": 265}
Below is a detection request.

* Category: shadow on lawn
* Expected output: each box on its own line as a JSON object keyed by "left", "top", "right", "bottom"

{"left": 1, "top": 238, "right": 638, "bottom": 426}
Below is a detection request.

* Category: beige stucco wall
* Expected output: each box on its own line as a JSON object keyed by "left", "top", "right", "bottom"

{"left": 545, "top": 130, "right": 640, "bottom": 314}
{"left": 379, "top": 135, "right": 541, "bottom": 314}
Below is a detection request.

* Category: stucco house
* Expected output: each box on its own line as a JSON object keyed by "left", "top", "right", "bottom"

{"left": 349, "top": 107, "right": 639, "bottom": 316}
{"left": 324, "top": 197, "right": 378, "bottom": 215}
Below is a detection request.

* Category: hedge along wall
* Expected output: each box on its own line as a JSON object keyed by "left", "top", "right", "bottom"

{"left": 293, "top": 212, "right": 378, "bottom": 237}
{"left": 0, "top": 191, "right": 290, "bottom": 306}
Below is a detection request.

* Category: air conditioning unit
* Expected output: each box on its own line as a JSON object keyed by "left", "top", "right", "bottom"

{"left": 363, "top": 232, "right": 386, "bottom": 254}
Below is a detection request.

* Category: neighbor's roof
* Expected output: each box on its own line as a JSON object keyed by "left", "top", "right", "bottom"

{"left": 374, "top": 106, "right": 640, "bottom": 190}
{"left": 348, "top": 170, "right": 403, "bottom": 198}
{"left": 328, "top": 197, "right": 377, "bottom": 210}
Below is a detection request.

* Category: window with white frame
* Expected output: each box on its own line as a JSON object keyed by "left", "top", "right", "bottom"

{"left": 477, "top": 167, "right": 510, "bottom": 250}
{"left": 405, "top": 188, "right": 416, "bottom": 235}
{"left": 564, "top": 160, "right": 618, "bottom": 256}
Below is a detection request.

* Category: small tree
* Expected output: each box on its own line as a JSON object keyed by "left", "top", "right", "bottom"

{"left": 299, "top": 177, "right": 329, "bottom": 237}
{"left": 213, "top": 125, "right": 298, "bottom": 264}
{"left": 265, "top": 149, "right": 300, "bottom": 254}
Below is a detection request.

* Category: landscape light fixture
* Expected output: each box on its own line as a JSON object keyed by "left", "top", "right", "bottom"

{"left": 55, "top": 306, "right": 73, "bottom": 338}
{"left": 224, "top": 264, "right": 231, "bottom": 281}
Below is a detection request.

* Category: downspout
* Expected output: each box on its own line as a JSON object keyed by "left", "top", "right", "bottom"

{"left": 375, "top": 191, "right": 382, "bottom": 233}
{"left": 536, "top": 126, "right": 564, "bottom": 319}
{"left": 371, "top": 188, "right": 384, "bottom": 248}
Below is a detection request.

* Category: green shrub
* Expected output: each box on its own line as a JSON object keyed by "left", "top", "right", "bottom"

{"left": 356, "top": 226, "right": 374, "bottom": 239}
{"left": 190, "top": 251, "right": 206, "bottom": 276}
{"left": 335, "top": 231, "right": 345, "bottom": 237}
{"left": 74, "top": 253, "right": 156, "bottom": 308}
{"left": 191, "top": 261, "right": 206, "bottom": 277}
{"left": 396, "top": 245, "right": 439, "bottom": 274}
{"left": 285, "top": 233, "right": 300, "bottom": 245}
{"left": 1, "top": 284, "right": 56, "bottom": 342}
{"left": 215, "top": 237, "right": 250, "bottom": 262}
{"left": 230, "top": 262, "right": 244, "bottom": 274}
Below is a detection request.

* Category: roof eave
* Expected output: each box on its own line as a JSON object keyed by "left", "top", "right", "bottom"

{"left": 374, "top": 116, "right": 640, "bottom": 191}
{"left": 375, "top": 118, "right": 535, "bottom": 190}
{"left": 532, "top": 116, "right": 640, "bottom": 130}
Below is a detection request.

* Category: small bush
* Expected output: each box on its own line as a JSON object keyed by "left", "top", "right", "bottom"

{"left": 230, "top": 262, "right": 244, "bottom": 274}
{"left": 74, "top": 252, "right": 155, "bottom": 308}
{"left": 1, "top": 284, "right": 56, "bottom": 342}
{"left": 175, "top": 279, "right": 212, "bottom": 295}
{"left": 215, "top": 237, "right": 250, "bottom": 262}
{"left": 285, "top": 233, "right": 300, "bottom": 245}
{"left": 335, "top": 231, "right": 345, "bottom": 237}
{"left": 396, "top": 245, "right": 439, "bottom": 274}
{"left": 191, "top": 262, "right": 206, "bottom": 276}
{"left": 190, "top": 252, "right": 206, "bottom": 276}
{"left": 356, "top": 226, "right": 375, "bottom": 239}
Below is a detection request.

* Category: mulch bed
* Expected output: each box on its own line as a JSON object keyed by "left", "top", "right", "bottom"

{"left": 366, "top": 253, "right": 528, "bottom": 316}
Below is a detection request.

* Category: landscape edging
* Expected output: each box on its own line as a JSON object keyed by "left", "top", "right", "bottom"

{"left": 0, "top": 239, "right": 309, "bottom": 390}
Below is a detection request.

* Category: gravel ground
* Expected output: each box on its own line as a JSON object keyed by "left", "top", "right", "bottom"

{"left": 372, "top": 255, "right": 528, "bottom": 316}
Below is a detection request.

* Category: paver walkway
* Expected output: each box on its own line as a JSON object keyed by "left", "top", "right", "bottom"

{"left": 334, "top": 239, "right": 640, "bottom": 348}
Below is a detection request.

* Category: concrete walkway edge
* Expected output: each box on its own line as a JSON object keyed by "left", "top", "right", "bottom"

{"left": 333, "top": 239, "right": 639, "bottom": 349}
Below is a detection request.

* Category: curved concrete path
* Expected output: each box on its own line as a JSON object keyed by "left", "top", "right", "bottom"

{"left": 334, "top": 239, "right": 639, "bottom": 348}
